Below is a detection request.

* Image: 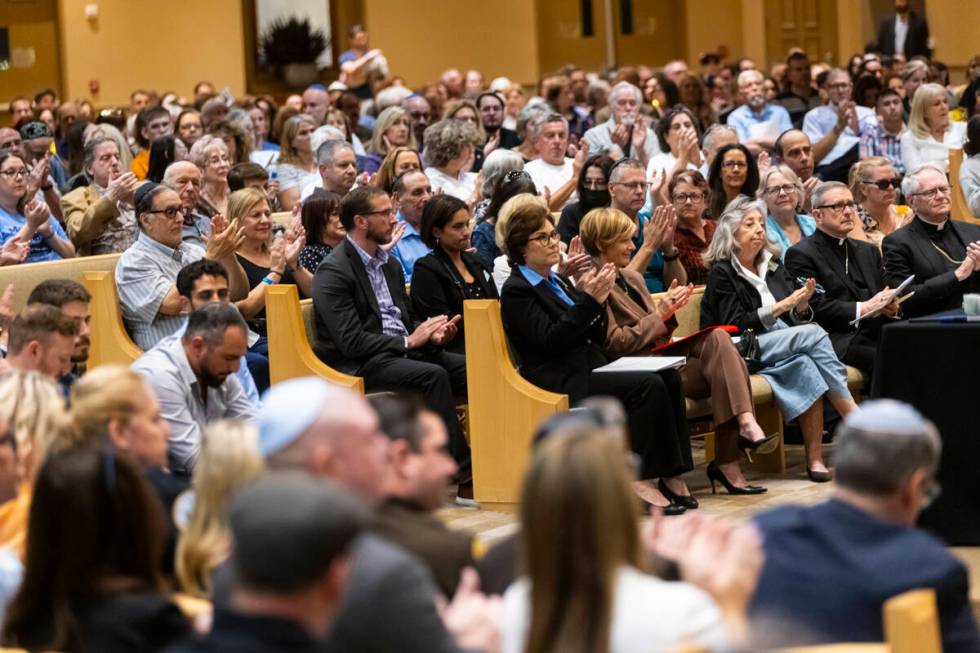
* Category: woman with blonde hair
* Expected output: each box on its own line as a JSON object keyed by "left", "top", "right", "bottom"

{"left": 374, "top": 146, "right": 423, "bottom": 194}
{"left": 276, "top": 113, "right": 319, "bottom": 211}
{"left": 900, "top": 82, "right": 967, "bottom": 173}
{"left": 188, "top": 134, "right": 231, "bottom": 217}
{"left": 231, "top": 187, "right": 309, "bottom": 337}
{"left": 579, "top": 207, "right": 775, "bottom": 496}
{"left": 176, "top": 420, "right": 265, "bottom": 597}
{"left": 0, "top": 371, "right": 70, "bottom": 557}
{"left": 847, "top": 156, "right": 910, "bottom": 247}
{"left": 364, "top": 106, "right": 416, "bottom": 174}
{"left": 501, "top": 427, "right": 732, "bottom": 653}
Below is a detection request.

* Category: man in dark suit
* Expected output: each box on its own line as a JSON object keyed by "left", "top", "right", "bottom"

{"left": 311, "top": 185, "right": 471, "bottom": 489}
{"left": 875, "top": 0, "right": 931, "bottom": 60}
{"left": 749, "top": 400, "right": 980, "bottom": 652}
{"left": 882, "top": 164, "right": 980, "bottom": 317}
{"left": 785, "top": 182, "right": 898, "bottom": 378}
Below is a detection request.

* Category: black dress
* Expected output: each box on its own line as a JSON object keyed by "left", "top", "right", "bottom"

{"left": 410, "top": 248, "right": 499, "bottom": 355}
{"left": 500, "top": 266, "right": 692, "bottom": 480}
{"left": 236, "top": 253, "right": 299, "bottom": 337}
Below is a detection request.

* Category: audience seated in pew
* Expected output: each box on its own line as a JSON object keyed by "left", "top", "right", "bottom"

{"left": 0, "top": 151, "right": 74, "bottom": 264}
{"left": 131, "top": 304, "right": 256, "bottom": 476}
{"left": 499, "top": 195, "right": 695, "bottom": 513}
{"left": 847, "top": 155, "right": 912, "bottom": 248}
{"left": 311, "top": 185, "right": 472, "bottom": 498}
{"left": 700, "top": 197, "right": 857, "bottom": 483}
{"left": 784, "top": 181, "right": 899, "bottom": 381}
{"left": 579, "top": 207, "right": 777, "bottom": 496}
{"left": 760, "top": 164, "right": 816, "bottom": 257}
{"left": 26, "top": 279, "right": 92, "bottom": 394}
{"left": 410, "top": 194, "right": 499, "bottom": 356}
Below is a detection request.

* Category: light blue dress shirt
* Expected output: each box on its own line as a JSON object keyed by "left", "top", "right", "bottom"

{"left": 727, "top": 104, "right": 793, "bottom": 143}
{"left": 390, "top": 213, "right": 431, "bottom": 283}
{"left": 519, "top": 265, "right": 574, "bottom": 305}
{"left": 175, "top": 319, "right": 260, "bottom": 405}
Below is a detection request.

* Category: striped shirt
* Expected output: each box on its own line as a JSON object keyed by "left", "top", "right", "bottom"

{"left": 116, "top": 231, "right": 205, "bottom": 350}
{"left": 859, "top": 121, "right": 907, "bottom": 175}
{"left": 347, "top": 235, "right": 409, "bottom": 337}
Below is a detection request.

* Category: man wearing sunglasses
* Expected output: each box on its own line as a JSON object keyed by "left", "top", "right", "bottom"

{"left": 785, "top": 182, "right": 897, "bottom": 380}
{"left": 882, "top": 164, "right": 980, "bottom": 317}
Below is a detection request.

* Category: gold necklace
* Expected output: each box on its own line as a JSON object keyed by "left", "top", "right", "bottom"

{"left": 931, "top": 241, "right": 964, "bottom": 264}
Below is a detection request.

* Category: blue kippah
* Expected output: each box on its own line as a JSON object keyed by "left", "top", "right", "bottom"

{"left": 258, "top": 377, "right": 331, "bottom": 456}
{"left": 843, "top": 399, "right": 929, "bottom": 436}
{"left": 306, "top": 84, "right": 327, "bottom": 92}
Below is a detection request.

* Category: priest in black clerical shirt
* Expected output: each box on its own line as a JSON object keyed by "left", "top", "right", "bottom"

{"left": 786, "top": 182, "right": 898, "bottom": 378}
{"left": 882, "top": 165, "right": 980, "bottom": 318}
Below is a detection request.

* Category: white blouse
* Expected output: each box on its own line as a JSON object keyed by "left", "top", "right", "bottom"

{"left": 900, "top": 121, "right": 966, "bottom": 173}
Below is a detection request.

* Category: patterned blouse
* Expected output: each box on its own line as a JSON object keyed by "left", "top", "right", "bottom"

{"left": 674, "top": 219, "right": 716, "bottom": 286}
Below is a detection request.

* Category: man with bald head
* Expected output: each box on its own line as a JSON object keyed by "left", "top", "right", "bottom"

{"left": 775, "top": 129, "right": 819, "bottom": 208}
{"left": 163, "top": 161, "right": 210, "bottom": 248}
{"left": 728, "top": 69, "right": 793, "bottom": 156}
{"left": 254, "top": 378, "right": 498, "bottom": 652}
{"left": 302, "top": 85, "right": 330, "bottom": 125}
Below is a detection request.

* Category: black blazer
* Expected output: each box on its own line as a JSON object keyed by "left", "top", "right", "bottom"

{"left": 750, "top": 499, "right": 979, "bottom": 652}
{"left": 312, "top": 239, "right": 419, "bottom": 375}
{"left": 410, "top": 248, "right": 499, "bottom": 355}
{"left": 785, "top": 232, "right": 886, "bottom": 355}
{"left": 500, "top": 266, "right": 608, "bottom": 403}
{"left": 875, "top": 12, "right": 930, "bottom": 59}
{"left": 700, "top": 258, "right": 807, "bottom": 332}
{"left": 881, "top": 218, "right": 980, "bottom": 318}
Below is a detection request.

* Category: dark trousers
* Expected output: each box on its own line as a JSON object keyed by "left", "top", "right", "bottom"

{"left": 360, "top": 350, "right": 471, "bottom": 481}
{"left": 246, "top": 336, "right": 270, "bottom": 393}
{"left": 587, "top": 368, "right": 692, "bottom": 480}
{"left": 841, "top": 331, "right": 878, "bottom": 388}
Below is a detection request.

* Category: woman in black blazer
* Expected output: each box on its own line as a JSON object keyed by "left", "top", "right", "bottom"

{"left": 498, "top": 194, "right": 694, "bottom": 514}
{"left": 700, "top": 196, "right": 857, "bottom": 483}
{"left": 410, "top": 195, "right": 499, "bottom": 355}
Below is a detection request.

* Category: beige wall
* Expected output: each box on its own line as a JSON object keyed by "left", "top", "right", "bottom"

{"left": 0, "top": 0, "right": 61, "bottom": 104}
{"left": 684, "top": 0, "right": 744, "bottom": 66}
{"left": 364, "top": 0, "right": 539, "bottom": 88}
{"left": 535, "top": 0, "right": 606, "bottom": 76}
{"left": 58, "top": 0, "right": 246, "bottom": 107}
{"left": 928, "top": 0, "right": 979, "bottom": 68}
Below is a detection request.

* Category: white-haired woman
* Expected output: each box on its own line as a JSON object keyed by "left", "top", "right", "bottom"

{"left": 472, "top": 148, "right": 524, "bottom": 222}
{"left": 759, "top": 164, "right": 815, "bottom": 259}
{"left": 188, "top": 135, "right": 231, "bottom": 217}
{"left": 900, "top": 82, "right": 967, "bottom": 173}
{"left": 423, "top": 119, "right": 483, "bottom": 204}
{"left": 701, "top": 197, "right": 857, "bottom": 483}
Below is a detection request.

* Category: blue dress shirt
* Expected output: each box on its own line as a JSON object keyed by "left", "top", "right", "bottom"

{"left": 389, "top": 213, "right": 431, "bottom": 283}
{"left": 519, "top": 265, "right": 574, "bottom": 306}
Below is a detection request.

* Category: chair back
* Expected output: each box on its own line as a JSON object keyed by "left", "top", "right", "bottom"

{"left": 950, "top": 149, "right": 980, "bottom": 224}
{"left": 271, "top": 211, "right": 293, "bottom": 228}
{"left": 883, "top": 588, "right": 941, "bottom": 653}
{"left": 265, "top": 284, "right": 364, "bottom": 391}
{"left": 463, "top": 299, "right": 567, "bottom": 505}
{"left": 0, "top": 253, "right": 120, "bottom": 313}
{"left": 650, "top": 286, "right": 705, "bottom": 338}
{"left": 82, "top": 270, "right": 142, "bottom": 368}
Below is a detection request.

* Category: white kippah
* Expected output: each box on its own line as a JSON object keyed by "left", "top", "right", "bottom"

{"left": 843, "top": 399, "right": 930, "bottom": 436}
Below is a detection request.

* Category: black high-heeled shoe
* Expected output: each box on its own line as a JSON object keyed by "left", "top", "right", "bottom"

{"left": 658, "top": 478, "right": 699, "bottom": 509}
{"left": 807, "top": 467, "right": 832, "bottom": 483}
{"left": 706, "top": 461, "right": 768, "bottom": 495}
{"left": 737, "top": 432, "right": 780, "bottom": 463}
{"left": 634, "top": 482, "right": 687, "bottom": 515}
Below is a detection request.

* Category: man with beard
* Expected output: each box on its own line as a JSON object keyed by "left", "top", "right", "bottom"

{"left": 61, "top": 138, "right": 139, "bottom": 255}
{"left": 727, "top": 69, "right": 793, "bottom": 157}
{"left": 163, "top": 160, "right": 211, "bottom": 248}
{"left": 26, "top": 280, "right": 92, "bottom": 394}
{"left": 476, "top": 92, "right": 520, "bottom": 151}
{"left": 311, "top": 186, "right": 473, "bottom": 500}
{"left": 131, "top": 303, "right": 256, "bottom": 476}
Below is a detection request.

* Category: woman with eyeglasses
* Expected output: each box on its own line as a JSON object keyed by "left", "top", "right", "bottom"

{"left": 0, "top": 152, "right": 74, "bottom": 263}
{"left": 188, "top": 135, "right": 231, "bottom": 218}
{"left": 759, "top": 165, "right": 815, "bottom": 259}
{"left": 557, "top": 153, "right": 615, "bottom": 245}
{"left": 847, "top": 156, "right": 912, "bottom": 247}
{"left": 669, "top": 170, "right": 714, "bottom": 285}
{"left": 701, "top": 197, "right": 857, "bottom": 483}
{"left": 499, "top": 195, "right": 695, "bottom": 512}
{"left": 707, "top": 143, "right": 759, "bottom": 219}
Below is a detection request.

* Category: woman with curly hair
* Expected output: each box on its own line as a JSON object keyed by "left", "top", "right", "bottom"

{"left": 423, "top": 119, "right": 483, "bottom": 204}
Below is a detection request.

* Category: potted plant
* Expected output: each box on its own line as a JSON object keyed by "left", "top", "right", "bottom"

{"left": 261, "top": 16, "right": 329, "bottom": 87}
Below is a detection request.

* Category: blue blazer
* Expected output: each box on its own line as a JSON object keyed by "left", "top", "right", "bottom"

{"left": 749, "top": 499, "right": 979, "bottom": 652}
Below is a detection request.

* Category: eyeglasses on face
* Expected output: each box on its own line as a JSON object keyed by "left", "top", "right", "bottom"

{"left": 361, "top": 208, "right": 395, "bottom": 219}
{"left": 614, "top": 181, "right": 653, "bottom": 191}
{"left": 582, "top": 179, "right": 608, "bottom": 190}
{"left": 672, "top": 192, "right": 705, "bottom": 203}
{"left": 863, "top": 177, "right": 902, "bottom": 190}
{"left": 814, "top": 200, "right": 857, "bottom": 213}
{"left": 765, "top": 184, "right": 797, "bottom": 196}
{"left": 528, "top": 230, "right": 560, "bottom": 245}
{"left": 145, "top": 206, "right": 186, "bottom": 219}
{"left": 911, "top": 185, "right": 951, "bottom": 200}
{"left": 722, "top": 160, "right": 747, "bottom": 169}
{"left": 0, "top": 168, "right": 28, "bottom": 180}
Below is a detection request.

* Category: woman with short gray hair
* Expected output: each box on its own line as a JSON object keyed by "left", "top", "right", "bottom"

{"left": 701, "top": 196, "right": 857, "bottom": 484}
{"left": 473, "top": 149, "right": 524, "bottom": 221}
{"left": 422, "top": 119, "right": 482, "bottom": 204}
{"left": 758, "top": 164, "right": 814, "bottom": 259}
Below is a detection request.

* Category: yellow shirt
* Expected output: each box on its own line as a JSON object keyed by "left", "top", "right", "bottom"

{"left": 0, "top": 483, "right": 32, "bottom": 560}
{"left": 131, "top": 149, "right": 150, "bottom": 181}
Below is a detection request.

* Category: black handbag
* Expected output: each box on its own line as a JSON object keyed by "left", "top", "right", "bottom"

{"left": 736, "top": 328, "right": 768, "bottom": 374}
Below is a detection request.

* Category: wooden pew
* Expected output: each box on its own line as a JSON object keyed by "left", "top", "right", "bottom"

{"left": 464, "top": 299, "right": 568, "bottom": 508}
{"left": 883, "top": 589, "right": 941, "bottom": 653}
{"left": 82, "top": 270, "right": 142, "bottom": 368}
{"left": 265, "top": 284, "right": 364, "bottom": 391}
{"left": 950, "top": 148, "right": 980, "bottom": 225}
{"left": 0, "top": 253, "right": 120, "bottom": 313}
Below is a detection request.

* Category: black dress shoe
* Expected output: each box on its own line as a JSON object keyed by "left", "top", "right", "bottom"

{"left": 706, "top": 462, "right": 768, "bottom": 495}
{"left": 658, "top": 478, "right": 699, "bottom": 509}
{"left": 737, "top": 432, "right": 781, "bottom": 462}
{"left": 807, "top": 467, "right": 832, "bottom": 483}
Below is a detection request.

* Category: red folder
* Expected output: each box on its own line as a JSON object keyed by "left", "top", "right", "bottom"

{"left": 650, "top": 325, "right": 740, "bottom": 354}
